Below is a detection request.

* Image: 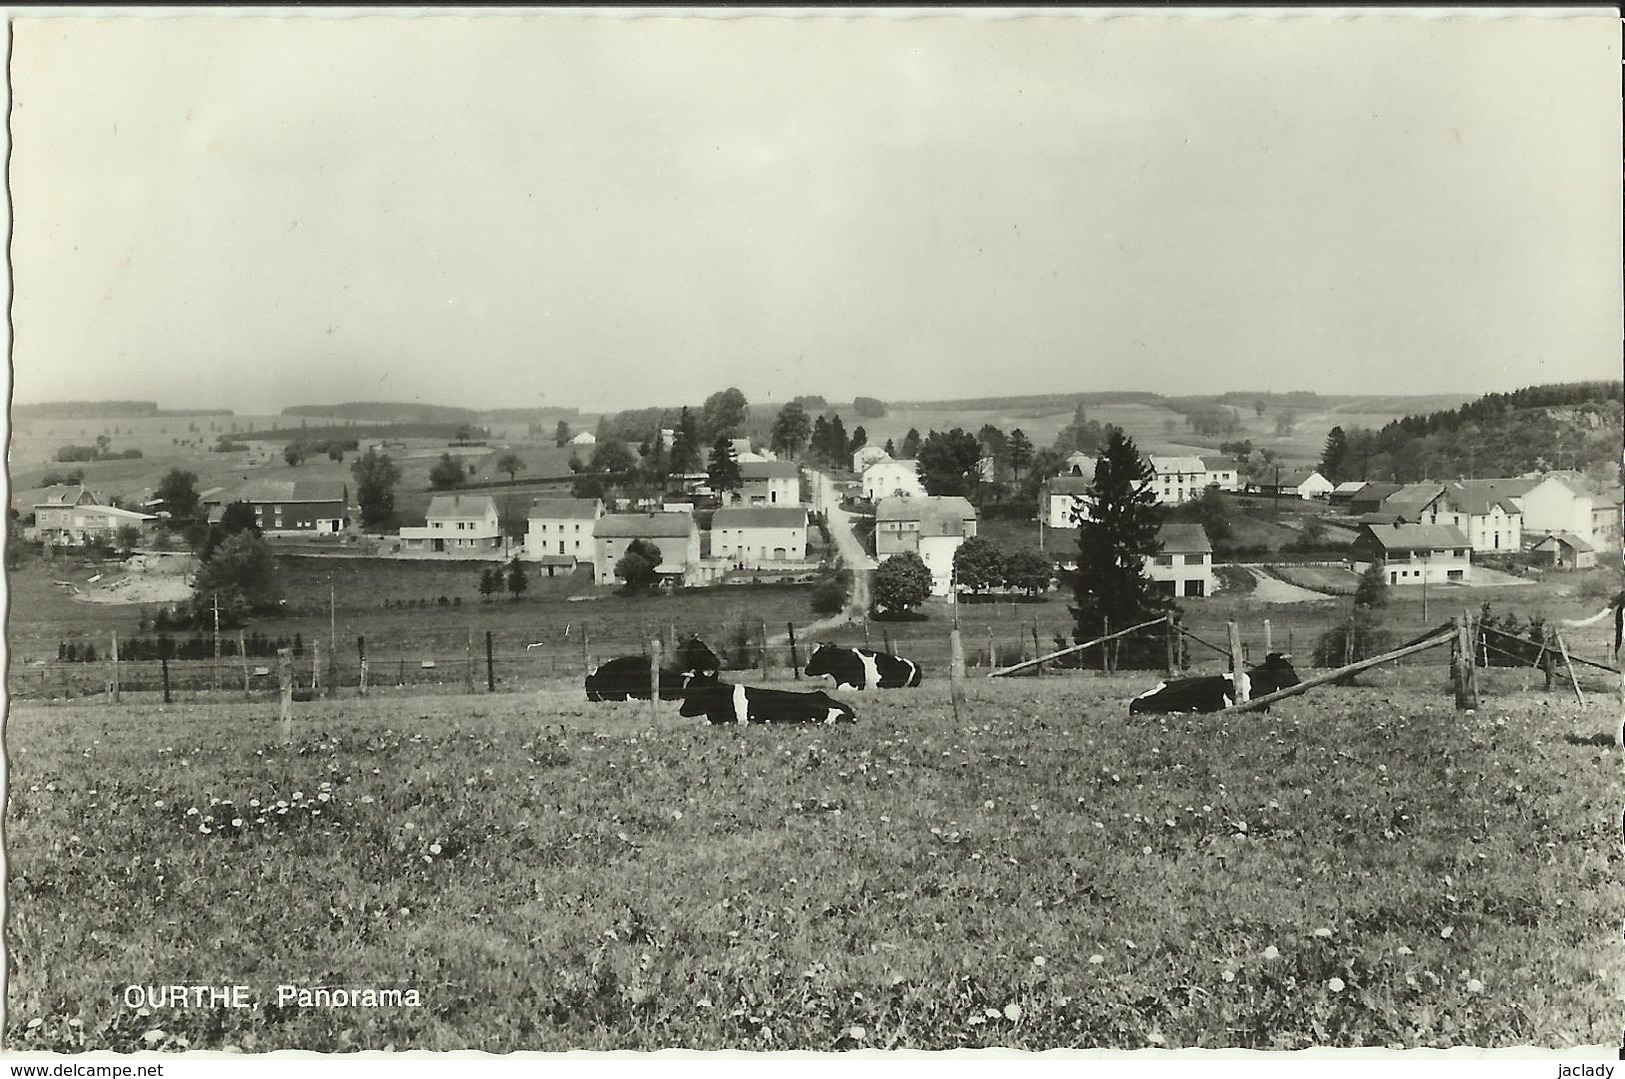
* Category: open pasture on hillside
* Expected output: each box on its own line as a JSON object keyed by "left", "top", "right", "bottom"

{"left": 6, "top": 672, "right": 1619, "bottom": 1052}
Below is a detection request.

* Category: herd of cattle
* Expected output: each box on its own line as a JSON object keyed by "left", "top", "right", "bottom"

{"left": 583, "top": 636, "right": 1302, "bottom": 723}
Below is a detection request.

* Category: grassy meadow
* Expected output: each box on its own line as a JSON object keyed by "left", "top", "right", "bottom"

{"left": 5, "top": 671, "right": 1620, "bottom": 1051}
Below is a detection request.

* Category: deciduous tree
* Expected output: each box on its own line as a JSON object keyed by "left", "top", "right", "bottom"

{"left": 917, "top": 428, "right": 984, "bottom": 498}
{"left": 700, "top": 387, "right": 750, "bottom": 443}
{"left": 873, "top": 551, "right": 932, "bottom": 615}
{"left": 615, "top": 538, "right": 663, "bottom": 592}
{"left": 351, "top": 449, "right": 402, "bottom": 529}
{"left": 952, "top": 537, "right": 1005, "bottom": 595}
{"left": 496, "top": 453, "right": 525, "bottom": 482}
{"left": 770, "top": 401, "right": 811, "bottom": 458}
{"left": 429, "top": 453, "right": 465, "bottom": 490}
{"left": 1003, "top": 549, "right": 1054, "bottom": 596}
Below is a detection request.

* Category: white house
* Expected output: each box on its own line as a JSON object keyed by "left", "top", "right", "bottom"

{"left": 571, "top": 431, "right": 598, "bottom": 446}
{"left": 399, "top": 494, "right": 503, "bottom": 553}
{"left": 1257, "top": 469, "right": 1334, "bottom": 500}
{"left": 1429, "top": 484, "right": 1523, "bottom": 554}
{"left": 710, "top": 506, "right": 808, "bottom": 566}
{"left": 735, "top": 460, "right": 801, "bottom": 506}
{"left": 852, "top": 445, "right": 890, "bottom": 474}
{"left": 1040, "top": 476, "right": 1094, "bottom": 528}
{"left": 1148, "top": 455, "right": 1209, "bottom": 505}
{"left": 592, "top": 512, "right": 702, "bottom": 585}
{"left": 1353, "top": 522, "right": 1472, "bottom": 586}
{"left": 874, "top": 495, "right": 978, "bottom": 598}
{"left": 524, "top": 498, "right": 602, "bottom": 573}
{"left": 1200, "top": 455, "right": 1241, "bottom": 492}
{"left": 1146, "top": 523, "right": 1216, "bottom": 598}
{"left": 863, "top": 458, "right": 926, "bottom": 501}
{"left": 1512, "top": 473, "right": 1596, "bottom": 544}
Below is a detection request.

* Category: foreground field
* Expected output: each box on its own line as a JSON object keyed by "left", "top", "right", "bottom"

{"left": 6, "top": 673, "right": 1620, "bottom": 1051}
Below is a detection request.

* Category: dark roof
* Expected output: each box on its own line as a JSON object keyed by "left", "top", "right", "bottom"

{"left": 528, "top": 498, "right": 602, "bottom": 520}
{"left": 1533, "top": 531, "right": 1594, "bottom": 553}
{"left": 594, "top": 512, "right": 698, "bottom": 539}
{"left": 536, "top": 554, "right": 579, "bottom": 566}
{"left": 1199, "top": 456, "right": 1239, "bottom": 471}
{"left": 740, "top": 461, "right": 799, "bottom": 480}
{"left": 1442, "top": 484, "right": 1521, "bottom": 517}
{"left": 1045, "top": 477, "right": 1094, "bottom": 496}
{"left": 1358, "top": 522, "right": 1470, "bottom": 552}
{"left": 712, "top": 506, "right": 808, "bottom": 529}
{"left": 1157, "top": 523, "right": 1212, "bottom": 553}
{"left": 33, "top": 484, "right": 97, "bottom": 507}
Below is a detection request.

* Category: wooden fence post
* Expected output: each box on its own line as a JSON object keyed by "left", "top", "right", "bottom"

{"left": 486, "top": 631, "right": 496, "bottom": 692}
{"left": 949, "top": 627, "right": 966, "bottom": 717}
{"left": 358, "top": 636, "right": 369, "bottom": 697}
{"left": 466, "top": 629, "right": 475, "bottom": 693}
{"left": 238, "top": 631, "right": 250, "bottom": 698}
{"left": 759, "top": 621, "right": 770, "bottom": 679}
{"left": 863, "top": 618, "right": 871, "bottom": 648}
{"left": 882, "top": 626, "right": 893, "bottom": 656}
{"left": 1553, "top": 627, "right": 1584, "bottom": 710}
{"left": 161, "top": 655, "right": 171, "bottom": 704}
{"left": 278, "top": 648, "right": 292, "bottom": 742}
{"left": 1101, "top": 617, "right": 1111, "bottom": 675}
{"left": 583, "top": 624, "right": 592, "bottom": 677}
{"left": 987, "top": 627, "right": 996, "bottom": 671}
{"left": 649, "top": 639, "right": 662, "bottom": 724}
{"left": 110, "top": 632, "right": 120, "bottom": 704}
{"left": 1263, "top": 619, "right": 1272, "bottom": 653}
{"left": 1227, "top": 621, "right": 1243, "bottom": 673}
{"left": 787, "top": 622, "right": 801, "bottom": 680}
{"left": 1033, "top": 625, "right": 1045, "bottom": 676}
{"left": 1163, "top": 615, "right": 1176, "bottom": 677}
{"left": 313, "top": 639, "right": 322, "bottom": 696}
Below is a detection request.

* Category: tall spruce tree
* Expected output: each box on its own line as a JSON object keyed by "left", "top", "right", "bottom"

{"left": 708, "top": 436, "right": 743, "bottom": 496}
{"left": 1320, "top": 426, "right": 1350, "bottom": 484}
{"left": 670, "top": 407, "right": 702, "bottom": 473}
{"left": 1070, "top": 428, "right": 1171, "bottom": 668}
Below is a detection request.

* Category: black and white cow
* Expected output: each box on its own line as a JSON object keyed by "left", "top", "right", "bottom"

{"left": 1127, "top": 653, "right": 1301, "bottom": 714}
{"left": 584, "top": 637, "right": 722, "bottom": 702}
{"left": 678, "top": 676, "right": 858, "bottom": 726}
{"left": 802, "top": 643, "right": 923, "bottom": 690}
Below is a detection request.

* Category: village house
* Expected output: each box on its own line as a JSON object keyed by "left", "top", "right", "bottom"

{"left": 592, "top": 512, "right": 702, "bottom": 586}
{"left": 733, "top": 460, "right": 801, "bottom": 506}
{"left": 874, "top": 495, "right": 978, "bottom": 598}
{"left": 1062, "top": 452, "right": 1097, "bottom": 478}
{"left": 1146, "top": 523, "right": 1216, "bottom": 598}
{"left": 29, "top": 485, "right": 102, "bottom": 539}
{"left": 570, "top": 431, "right": 597, "bottom": 446}
{"left": 1199, "top": 455, "right": 1241, "bottom": 492}
{"left": 1512, "top": 472, "right": 1597, "bottom": 545}
{"left": 26, "top": 486, "right": 158, "bottom": 545}
{"left": 1590, "top": 487, "right": 1621, "bottom": 549}
{"left": 398, "top": 494, "right": 504, "bottom": 554}
{"left": 1430, "top": 483, "right": 1523, "bottom": 553}
{"left": 862, "top": 458, "right": 926, "bottom": 501}
{"left": 1327, "top": 481, "right": 1368, "bottom": 509}
{"left": 1254, "top": 469, "right": 1334, "bottom": 500}
{"left": 1147, "top": 455, "right": 1209, "bottom": 505}
{"left": 1532, "top": 532, "right": 1596, "bottom": 570}
{"left": 852, "top": 445, "right": 890, "bottom": 474}
{"left": 524, "top": 498, "right": 602, "bottom": 575}
{"left": 709, "top": 506, "right": 808, "bottom": 567}
{"left": 1353, "top": 522, "right": 1472, "bottom": 586}
{"left": 205, "top": 479, "right": 348, "bottom": 534}
{"left": 1346, "top": 482, "right": 1403, "bottom": 516}
{"left": 1039, "top": 476, "right": 1094, "bottom": 529}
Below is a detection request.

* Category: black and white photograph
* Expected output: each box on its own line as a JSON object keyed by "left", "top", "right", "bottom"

{"left": 2, "top": 5, "right": 1621, "bottom": 1063}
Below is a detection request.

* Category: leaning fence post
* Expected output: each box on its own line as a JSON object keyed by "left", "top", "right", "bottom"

{"left": 358, "top": 636, "right": 369, "bottom": 697}
{"left": 787, "top": 622, "right": 801, "bottom": 679}
{"left": 882, "top": 626, "right": 893, "bottom": 656}
{"left": 1033, "top": 625, "right": 1045, "bottom": 676}
{"left": 1100, "top": 618, "right": 1111, "bottom": 675}
{"left": 277, "top": 648, "right": 292, "bottom": 742}
{"left": 313, "top": 639, "right": 322, "bottom": 697}
{"left": 987, "top": 627, "right": 997, "bottom": 671}
{"left": 1163, "top": 615, "right": 1176, "bottom": 677}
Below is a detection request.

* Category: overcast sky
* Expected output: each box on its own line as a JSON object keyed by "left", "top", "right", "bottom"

{"left": 7, "top": 10, "right": 1620, "bottom": 414}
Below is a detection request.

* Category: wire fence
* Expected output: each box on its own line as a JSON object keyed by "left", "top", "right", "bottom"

{"left": 15, "top": 605, "right": 1616, "bottom": 705}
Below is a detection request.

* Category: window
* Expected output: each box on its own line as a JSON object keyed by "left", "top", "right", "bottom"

{"left": 1154, "top": 554, "right": 1174, "bottom": 567}
{"left": 1184, "top": 579, "right": 1205, "bottom": 597}
{"left": 1447, "top": 569, "right": 1464, "bottom": 581}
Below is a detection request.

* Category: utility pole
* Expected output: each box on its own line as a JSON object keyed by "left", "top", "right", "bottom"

{"left": 212, "top": 592, "right": 221, "bottom": 693}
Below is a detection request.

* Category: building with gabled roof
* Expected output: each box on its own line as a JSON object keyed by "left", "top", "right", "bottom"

{"left": 1148, "top": 455, "right": 1208, "bottom": 504}
{"left": 592, "top": 511, "right": 701, "bottom": 585}
{"left": 875, "top": 495, "right": 978, "bottom": 597}
{"left": 204, "top": 479, "right": 348, "bottom": 533}
{"left": 399, "top": 493, "right": 502, "bottom": 553}
{"left": 734, "top": 460, "right": 801, "bottom": 507}
{"left": 710, "top": 505, "right": 809, "bottom": 566}
{"left": 524, "top": 498, "right": 602, "bottom": 572}
{"left": 1255, "top": 469, "right": 1335, "bottom": 500}
{"left": 862, "top": 458, "right": 925, "bottom": 502}
{"left": 1353, "top": 521, "right": 1472, "bottom": 586}
{"left": 1040, "top": 476, "right": 1094, "bottom": 529}
{"left": 1199, "top": 456, "right": 1240, "bottom": 491}
{"left": 1146, "top": 523, "right": 1216, "bottom": 598}
{"left": 1532, "top": 531, "right": 1596, "bottom": 570}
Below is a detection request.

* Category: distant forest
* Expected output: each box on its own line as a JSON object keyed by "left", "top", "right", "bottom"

{"left": 238, "top": 422, "right": 478, "bottom": 442}
{"left": 13, "top": 401, "right": 231, "bottom": 418}
{"left": 282, "top": 402, "right": 481, "bottom": 424}
{"left": 1322, "top": 381, "right": 1623, "bottom": 483}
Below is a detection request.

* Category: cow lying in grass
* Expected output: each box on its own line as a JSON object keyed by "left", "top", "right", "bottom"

{"left": 678, "top": 675, "right": 858, "bottom": 725}
{"left": 802, "top": 643, "right": 923, "bottom": 690}
{"left": 584, "top": 637, "right": 721, "bottom": 702}
{"left": 1128, "top": 653, "right": 1301, "bottom": 714}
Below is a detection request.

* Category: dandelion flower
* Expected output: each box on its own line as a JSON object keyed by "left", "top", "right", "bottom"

{"left": 231, "top": 819, "right": 243, "bottom": 828}
{"left": 429, "top": 843, "right": 443, "bottom": 855}
{"left": 1466, "top": 978, "right": 1484, "bottom": 994}
{"left": 1003, "top": 1003, "right": 1023, "bottom": 1022}
{"left": 1327, "top": 977, "right": 1346, "bottom": 993}
{"left": 1221, "top": 970, "right": 1236, "bottom": 983}
{"left": 1440, "top": 926, "right": 1454, "bottom": 939}
{"left": 1033, "top": 956, "right": 1047, "bottom": 967}
{"left": 153, "top": 800, "right": 165, "bottom": 809}
{"left": 1263, "top": 946, "right": 1280, "bottom": 960}
{"left": 1397, "top": 946, "right": 1413, "bottom": 956}
{"left": 849, "top": 1025, "right": 867, "bottom": 1041}
{"left": 1088, "top": 954, "right": 1104, "bottom": 965}
{"left": 1142, "top": 845, "right": 1153, "bottom": 855}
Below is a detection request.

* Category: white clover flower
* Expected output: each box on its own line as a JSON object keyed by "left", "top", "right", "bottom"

{"left": 1440, "top": 926, "right": 1454, "bottom": 939}
{"left": 1263, "top": 946, "right": 1281, "bottom": 960}
{"left": 1003, "top": 1003, "right": 1022, "bottom": 1022}
{"left": 1466, "top": 978, "right": 1484, "bottom": 994}
{"left": 1033, "top": 956, "right": 1047, "bottom": 967}
{"left": 1327, "top": 977, "right": 1345, "bottom": 993}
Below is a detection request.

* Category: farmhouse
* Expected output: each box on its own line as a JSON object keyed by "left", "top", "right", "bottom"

{"left": 27, "top": 487, "right": 158, "bottom": 545}
{"left": 524, "top": 498, "right": 602, "bottom": 574}
{"left": 593, "top": 512, "right": 702, "bottom": 586}
{"left": 1353, "top": 522, "right": 1472, "bottom": 586}
{"left": 709, "top": 506, "right": 809, "bottom": 567}
{"left": 1432, "top": 483, "right": 1523, "bottom": 553}
{"left": 1328, "top": 481, "right": 1368, "bottom": 509}
{"left": 1199, "top": 455, "right": 1241, "bottom": 492}
{"left": 1346, "top": 482, "right": 1403, "bottom": 516}
{"left": 863, "top": 458, "right": 926, "bottom": 501}
{"left": 1531, "top": 532, "right": 1596, "bottom": 570}
{"left": 205, "top": 480, "right": 348, "bottom": 534}
{"left": 398, "top": 494, "right": 504, "bottom": 554}
{"left": 734, "top": 460, "right": 801, "bottom": 506}
{"left": 1146, "top": 523, "right": 1215, "bottom": 598}
{"left": 852, "top": 445, "right": 890, "bottom": 473}
{"left": 1512, "top": 472, "right": 1597, "bottom": 545}
{"left": 875, "top": 495, "right": 978, "bottom": 597}
{"left": 1147, "top": 455, "right": 1208, "bottom": 505}
{"left": 1040, "top": 476, "right": 1094, "bottom": 528}
{"left": 570, "top": 431, "right": 597, "bottom": 446}
{"left": 1255, "top": 469, "right": 1334, "bottom": 500}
